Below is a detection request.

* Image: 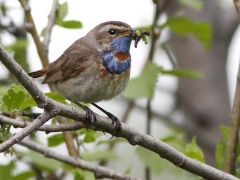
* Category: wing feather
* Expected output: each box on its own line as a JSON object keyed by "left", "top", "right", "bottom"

{"left": 42, "top": 39, "right": 101, "bottom": 83}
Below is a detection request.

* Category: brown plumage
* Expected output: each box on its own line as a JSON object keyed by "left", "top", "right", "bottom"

{"left": 28, "top": 39, "right": 101, "bottom": 84}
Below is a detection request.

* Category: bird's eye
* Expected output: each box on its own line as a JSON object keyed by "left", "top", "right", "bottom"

{"left": 108, "top": 28, "right": 116, "bottom": 35}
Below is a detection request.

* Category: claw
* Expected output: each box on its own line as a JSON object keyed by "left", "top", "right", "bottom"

{"left": 90, "top": 103, "right": 122, "bottom": 139}
{"left": 108, "top": 114, "right": 122, "bottom": 139}
{"left": 85, "top": 108, "right": 97, "bottom": 129}
{"left": 71, "top": 101, "right": 98, "bottom": 130}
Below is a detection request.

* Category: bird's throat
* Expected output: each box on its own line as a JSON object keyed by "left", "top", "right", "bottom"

{"left": 103, "top": 52, "right": 131, "bottom": 74}
{"left": 103, "top": 36, "right": 132, "bottom": 74}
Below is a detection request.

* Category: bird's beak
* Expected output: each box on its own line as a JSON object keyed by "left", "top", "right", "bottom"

{"left": 120, "top": 29, "right": 132, "bottom": 37}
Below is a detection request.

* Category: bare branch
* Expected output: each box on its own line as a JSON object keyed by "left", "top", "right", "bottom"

{"left": 0, "top": 40, "right": 239, "bottom": 180}
{"left": 42, "top": 0, "right": 58, "bottom": 51}
{"left": 18, "top": 139, "right": 140, "bottom": 180}
{"left": 0, "top": 114, "right": 86, "bottom": 132}
{"left": 224, "top": 0, "right": 240, "bottom": 174}
{"left": 225, "top": 69, "right": 240, "bottom": 173}
{"left": 57, "top": 116, "right": 80, "bottom": 157}
{"left": 233, "top": 0, "right": 240, "bottom": 17}
{"left": 18, "top": 0, "right": 49, "bottom": 67}
{"left": 0, "top": 111, "right": 54, "bottom": 152}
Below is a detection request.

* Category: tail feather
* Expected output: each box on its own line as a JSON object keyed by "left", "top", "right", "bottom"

{"left": 28, "top": 69, "right": 47, "bottom": 78}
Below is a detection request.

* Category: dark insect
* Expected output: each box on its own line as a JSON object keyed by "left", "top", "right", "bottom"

{"left": 131, "top": 30, "right": 151, "bottom": 48}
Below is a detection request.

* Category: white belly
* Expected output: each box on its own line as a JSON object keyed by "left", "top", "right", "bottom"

{"left": 56, "top": 62, "right": 130, "bottom": 103}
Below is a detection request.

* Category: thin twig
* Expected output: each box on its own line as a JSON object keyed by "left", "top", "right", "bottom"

{"left": 161, "top": 41, "right": 177, "bottom": 68}
{"left": 144, "top": 0, "right": 165, "bottom": 179}
{"left": 233, "top": 0, "right": 240, "bottom": 17}
{"left": 18, "top": 139, "right": 141, "bottom": 180}
{"left": 99, "top": 100, "right": 135, "bottom": 166}
{"left": 21, "top": 0, "right": 79, "bottom": 158}
{"left": 42, "top": 0, "right": 58, "bottom": 51}
{"left": 57, "top": 116, "right": 80, "bottom": 157}
{"left": 0, "top": 37, "right": 239, "bottom": 180}
{"left": 224, "top": 57, "right": 240, "bottom": 174}
{"left": 18, "top": 0, "right": 49, "bottom": 67}
{"left": 224, "top": 1, "right": 240, "bottom": 174}
{"left": 0, "top": 111, "right": 54, "bottom": 152}
{"left": 0, "top": 114, "right": 86, "bottom": 132}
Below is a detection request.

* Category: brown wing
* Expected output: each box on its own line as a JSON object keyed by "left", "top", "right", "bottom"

{"left": 42, "top": 39, "right": 102, "bottom": 84}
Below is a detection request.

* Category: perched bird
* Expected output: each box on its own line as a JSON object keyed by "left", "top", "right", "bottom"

{"left": 28, "top": 21, "right": 147, "bottom": 136}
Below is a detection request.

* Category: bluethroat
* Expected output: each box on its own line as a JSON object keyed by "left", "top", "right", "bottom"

{"left": 28, "top": 21, "right": 149, "bottom": 136}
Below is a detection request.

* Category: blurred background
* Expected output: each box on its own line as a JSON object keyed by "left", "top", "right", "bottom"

{"left": 0, "top": 0, "right": 239, "bottom": 179}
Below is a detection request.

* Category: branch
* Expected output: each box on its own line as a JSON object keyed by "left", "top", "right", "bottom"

{"left": 18, "top": 0, "right": 49, "bottom": 67}
{"left": 233, "top": 0, "right": 240, "bottom": 17}
{"left": 224, "top": 1, "right": 240, "bottom": 174}
{"left": 42, "top": 0, "right": 58, "bottom": 51}
{"left": 0, "top": 41, "right": 239, "bottom": 180}
{"left": 0, "top": 111, "right": 54, "bottom": 151}
{"left": 20, "top": 0, "right": 79, "bottom": 158}
{"left": 145, "top": 1, "right": 166, "bottom": 178}
{"left": 57, "top": 116, "right": 80, "bottom": 157}
{"left": 18, "top": 139, "right": 140, "bottom": 180}
{"left": 0, "top": 114, "right": 86, "bottom": 132}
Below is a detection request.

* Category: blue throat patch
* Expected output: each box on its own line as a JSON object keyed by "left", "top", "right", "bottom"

{"left": 103, "top": 36, "right": 132, "bottom": 74}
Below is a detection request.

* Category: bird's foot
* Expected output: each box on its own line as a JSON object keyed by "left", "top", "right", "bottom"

{"left": 72, "top": 101, "right": 96, "bottom": 129}
{"left": 91, "top": 103, "right": 122, "bottom": 139}
{"left": 85, "top": 107, "right": 97, "bottom": 129}
{"left": 107, "top": 113, "right": 122, "bottom": 139}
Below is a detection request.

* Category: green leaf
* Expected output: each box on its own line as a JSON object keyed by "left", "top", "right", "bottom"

{"left": 0, "top": 161, "right": 15, "bottom": 180}
{"left": 22, "top": 150, "right": 63, "bottom": 171}
{"left": 237, "top": 156, "right": 240, "bottom": 165}
{"left": 161, "top": 69, "right": 204, "bottom": 78}
{"left": 40, "top": 27, "right": 46, "bottom": 37}
{"left": 185, "top": 136, "right": 205, "bottom": 163}
{"left": 45, "top": 92, "right": 67, "bottom": 104}
{"left": 2, "top": 87, "right": 25, "bottom": 111}
{"left": 0, "top": 124, "right": 11, "bottom": 141}
{"left": 215, "top": 140, "right": 226, "bottom": 169}
{"left": 160, "top": 16, "right": 212, "bottom": 49}
{"left": 19, "top": 96, "right": 37, "bottom": 109}
{"left": 220, "top": 125, "right": 229, "bottom": 142}
{"left": 47, "top": 133, "right": 64, "bottom": 147}
{"left": 20, "top": 92, "right": 67, "bottom": 109}
{"left": 179, "top": 0, "right": 203, "bottom": 11}
{"left": 161, "top": 133, "right": 185, "bottom": 152}
{"left": 82, "top": 150, "right": 118, "bottom": 161}
{"left": 57, "top": 1, "right": 68, "bottom": 21}
{"left": 12, "top": 171, "right": 35, "bottom": 180}
{"left": 74, "top": 170, "right": 85, "bottom": 180}
{"left": 136, "top": 146, "right": 162, "bottom": 174}
{"left": 125, "top": 166, "right": 132, "bottom": 174}
{"left": 4, "top": 39, "right": 28, "bottom": 51}
{"left": 0, "top": 85, "right": 12, "bottom": 95}
{"left": 81, "top": 171, "right": 94, "bottom": 180}
{"left": 83, "top": 130, "right": 96, "bottom": 143}
{"left": 57, "top": 20, "right": 82, "bottom": 29}
{"left": 122, "top": 62, "right": 160, "bottom": 99}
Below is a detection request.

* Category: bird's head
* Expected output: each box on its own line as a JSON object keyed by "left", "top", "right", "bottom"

{"left": 85, "top": 21, "right": 133, "bottom": 53}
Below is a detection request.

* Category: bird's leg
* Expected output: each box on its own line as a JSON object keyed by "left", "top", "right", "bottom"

{"left": 91, "top": 103, "right": 122, "bottom": 137}
{"left": 72, "top": 101, "right": 97, "bottom": 128}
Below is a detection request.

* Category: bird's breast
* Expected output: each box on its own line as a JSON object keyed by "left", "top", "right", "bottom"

{"left": 103, "top": 51, "right": 131, "bottom": 74}
{"left": 95, "top": 60, "right": 130, "bottom": 100}
{"left": 114, "top": 52, "right": 130, "bottom": 62}
{"left": 56, "top": 61, "right": 130, "bottom": 103}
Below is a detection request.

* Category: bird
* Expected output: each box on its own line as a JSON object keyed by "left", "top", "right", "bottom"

{"left": 28, "top": 21, "right": 135, "bottom": 136}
